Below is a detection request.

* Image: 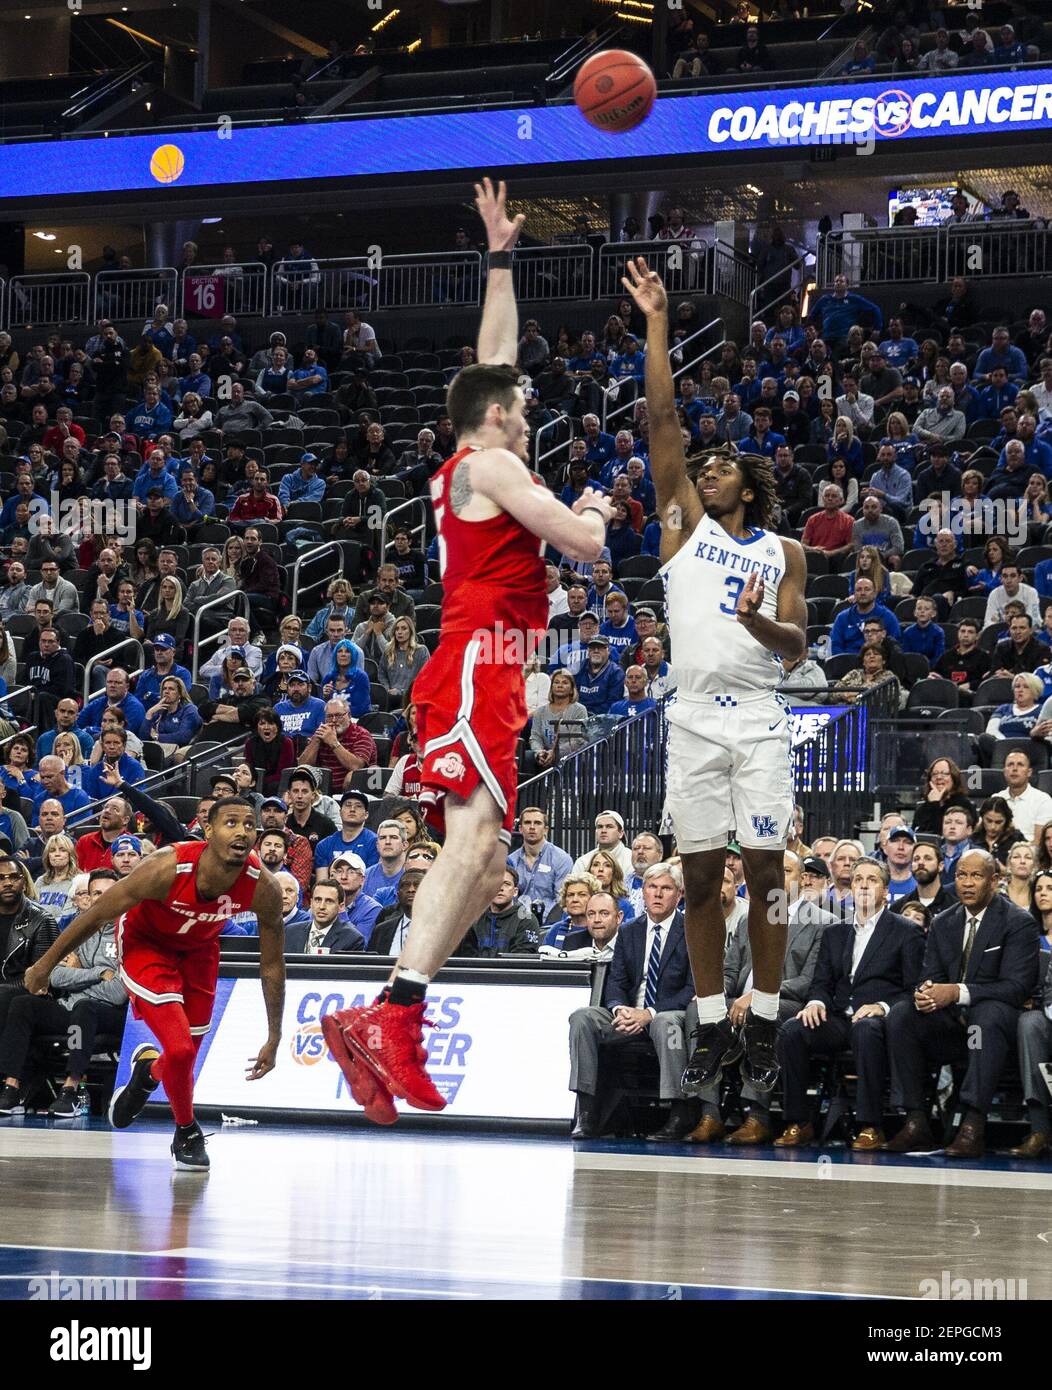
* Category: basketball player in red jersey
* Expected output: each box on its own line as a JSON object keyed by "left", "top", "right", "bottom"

{"left": 323, "top": 179, "right": 615, "bottom": 1123}
{"left": 24, "top": 798, "right": 285, "bottom": 1169}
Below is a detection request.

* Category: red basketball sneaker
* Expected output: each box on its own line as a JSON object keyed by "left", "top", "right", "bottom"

{"left": 342, "top": 998, "right": 447, "bottom": 1112}
{"left": 321, "top": 1008, "right": 398, "bottom": 1126}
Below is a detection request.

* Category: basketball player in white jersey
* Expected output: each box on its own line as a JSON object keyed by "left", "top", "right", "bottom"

{"left": 621, "top": 258, "right": 807, "bottom": 1099}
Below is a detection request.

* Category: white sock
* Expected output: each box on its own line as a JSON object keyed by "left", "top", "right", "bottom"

{"left": 695, "top": 994, "right": 727, "bottom": 1025}
{"left": 751, "top": 989, "right": 780, "bottom": 1022}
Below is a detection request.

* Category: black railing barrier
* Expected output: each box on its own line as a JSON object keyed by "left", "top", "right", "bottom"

{"left": 517, "top": 680, "right": 898, "bottom": 853}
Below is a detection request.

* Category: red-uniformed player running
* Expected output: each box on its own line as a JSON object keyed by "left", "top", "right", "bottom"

{"left": 322, "top": 179, "right": 615, "bottom": 1124}
{"left": 24, "top": 798, "right": 285, "bottom": 1170}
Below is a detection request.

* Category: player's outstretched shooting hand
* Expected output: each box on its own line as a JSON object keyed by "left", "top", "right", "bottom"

{"left": 735, "top": 571, "right": 764, "bottom": 627}
{"left": 474, "top": 177, "right": 525, "bottom": 253}
{"left": 572, "top": 487, "right": 617, "bottom": 524}
{"left": 246, "top": 1039, "right": 278, "bottom": 1081}
{"left": 621, "top": 256, "right": 668, "bottom": 317}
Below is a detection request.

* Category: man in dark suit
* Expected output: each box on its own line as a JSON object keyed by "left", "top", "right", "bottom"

{"left": 569, "top": 864, "right": 694, "bottom": 1141}
{"left": 691, "top": 849, "right": 835, "bottom": 1145}
{"left": 284, "top": 881, "right": 364, "bottom": 955}
{"left": 775, "top": 858, "right": 924, "bottom": 1150}
{"left": 885, "top": 848, "right": 1039, "bottom": 1157}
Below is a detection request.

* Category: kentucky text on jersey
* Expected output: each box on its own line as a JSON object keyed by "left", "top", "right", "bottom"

{"left": 693, "top": 539, "right": 784, "bottom": 586}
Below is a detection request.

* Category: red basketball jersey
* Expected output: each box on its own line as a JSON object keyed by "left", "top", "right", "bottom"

{"left": 120, "top": 839, "right": 262, "bottom": 946}
{"left": 429, "top": 445, "right": 548, "bottom": 651}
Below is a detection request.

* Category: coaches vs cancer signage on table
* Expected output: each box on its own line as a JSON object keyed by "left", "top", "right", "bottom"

{"left": 117, "top": 976, "right": 589, "bottom": 1122}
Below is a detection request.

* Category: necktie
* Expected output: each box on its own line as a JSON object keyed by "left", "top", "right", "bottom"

{"left": 644, "top": 924, "right": 663, "bottom": 1010}
{"left": 960, "top": 915, "right": 979, "bottom": 981}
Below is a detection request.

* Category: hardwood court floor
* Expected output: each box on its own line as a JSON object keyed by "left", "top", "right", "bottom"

{"left": 0, "top": 1118, "right": 1050, "bottom": 1299}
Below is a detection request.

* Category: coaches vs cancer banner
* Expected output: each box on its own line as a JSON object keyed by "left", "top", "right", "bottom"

{"left": 117, "top": 976, "right": 589, "bottom": 1122}
{"left": 2, "top": 68, "right": 1052, "bottom": 201}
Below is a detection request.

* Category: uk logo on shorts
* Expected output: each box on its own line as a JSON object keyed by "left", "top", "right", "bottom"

{"left": 751, "top": 815, "right": 778, "bottom": 838}
{"left": 434, "top": 751, "right": 466, "bottom": 781}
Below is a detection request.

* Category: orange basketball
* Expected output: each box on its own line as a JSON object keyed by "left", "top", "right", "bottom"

{"left": 573, "top": 49, "right": 656, "bottom": 133}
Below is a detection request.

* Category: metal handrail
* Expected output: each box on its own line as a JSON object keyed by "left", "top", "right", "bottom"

{"left": 71, "top": 727, "right": 249, "bottom": 824}
{"left": 289, "top": 540, "right": 345, "bottom": 618}
{"left": 380, "top": 496, "right": 431, "bottom": 560}
{"left": 533, "top": 410, "right": 573, "bottom": 474}
{"left": 83, "top": 637, "right": 145, "bottom": 704}
{"left": 600, "top": 315, "right": 726, "bottom": 431}
{"left": 749, "top": 252, "right": 807, "bottom": 325}
{"left": 190, "top": 588, "right": 249, "bottom": 685}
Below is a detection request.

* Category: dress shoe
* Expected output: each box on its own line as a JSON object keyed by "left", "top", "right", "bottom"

{"left": 883, "top": 1115, "right": 937, "bottom": 1153}
{"left": 570, "top": 1098, "right": 601, "bottom": 1140}
{"left": 686, "top": 1114, "right": 726, "bottom": 1143}
{"left": 725, "top": 1116, "right": 772, "bottom": 1146}
{"left": 647, "top": 1099, "right": 697, "bottom": 1142}
{"left": 851, "top": 1127, "right": 885, "bottom": 1151}
{"left": 943, "top": 1118, "right": 984, "bottom": 1159}
{"left": 774, "top": 1122, "right": 814, "bottom": 1148}
{"left": 1008, "top": 1132, "right": 1050, "bottom": 1159}
{"left": 681, "top": 1017, "right": 742, "bottom": 1096}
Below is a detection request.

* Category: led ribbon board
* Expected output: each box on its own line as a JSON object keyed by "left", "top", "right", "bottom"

{"left": 0, "top": 68, "right": 1049, "bottom": 201}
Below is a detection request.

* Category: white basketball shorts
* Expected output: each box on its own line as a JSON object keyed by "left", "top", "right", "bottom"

{"left": 661, "top": 690, "right": 794, "bottom": 853}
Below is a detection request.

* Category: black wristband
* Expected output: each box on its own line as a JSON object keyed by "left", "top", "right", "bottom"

{"left": 581, "top": 506, "right": 606, "bottom": 519}
{"left": 488, "top": 250, "right": 513, "bottom": 270}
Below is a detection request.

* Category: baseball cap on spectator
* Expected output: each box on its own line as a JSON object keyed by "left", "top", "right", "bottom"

{"left": 801, "top": 855, "right": 831, "bottom": 878}
{"left": 288, "top": 670, "right": 310, "bottom": 682}
{"left": 300, "top": 453, "right": 319, "bottom": 467}
{"left": 331, "top": 852, "right": 367, "bottom": 874}
{"left": 293, "top": 766, "right": 319, "bottom": 788}
{"left": 902, "top": 376, "right": 920, "bottom": 387}
{"left": 782, "top": 390, "right": 800, "bottom": 402}
{"left": 929, "top": 442, "right": 950, "bottom": 457}
{"left": 635, "top": 607, "right": 656, "bottom": 620}
{"left": 260, "top": 796, "right": 286, "bottom": 811}
{"left": 147, "top": 486, "right": 164, "bottom": 499}
{"left": 587, "top": 634, "right": 610, "bottom": 647}
{"left": 887, "top": 826, "right": 917, "bottom": 843}
{"left": 112, "top": 835, "right": 142, "bottom": 856}
{"left": 228, "top": 646, "right": 247, "bottom": 658}
{"left": 0, "top": 835, "right": 12, "bottom": 856}
{"left": 211, "top": 773, "right": 237, "bottom": 793}
{"left": 233, "top": 668, "right": 253, "bottom": 680}
{"left": 726, "top": 839, "right": 742, "bottom": 855}
{"left": 341, "top": 790, "right": 371, "bottom": 812}
{"left": 597, "top": 810, "right": 625, "bottom": 833}
{"left": 148, "top": 633, "right": 176, "bottom": 650}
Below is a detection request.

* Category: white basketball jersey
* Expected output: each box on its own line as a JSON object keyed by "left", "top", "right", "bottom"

{"left": 661, "top": 516, "right": 786, "bottom": 698}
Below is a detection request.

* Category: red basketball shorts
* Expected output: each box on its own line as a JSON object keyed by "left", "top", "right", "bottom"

{"left": 116, "top": 917, "right": 220, "bottom": 1037}
{"left": 413, "top": 633, "right": 526, "bottom": 841}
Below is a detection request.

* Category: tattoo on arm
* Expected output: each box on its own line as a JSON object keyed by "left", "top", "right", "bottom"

{"left": 449, "top": 457, "right": 474, "bottom": 516}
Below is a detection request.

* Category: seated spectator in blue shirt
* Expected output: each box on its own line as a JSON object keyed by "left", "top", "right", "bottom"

{"left": 866, "top": 443, "right": 913, "bottom": 516}
{"left": 1034, "top": 556, "right": 1052, "bottom": 599}
{"left": 948, "top": 363, "right": 982, "bottom": 425}
{"left": 900, "top": 595, "right": 945, "bottom": 664}
{"left": 975, "top": 329, "right": 1029, "bottom": 384}
{"left": 978, "top": 368, "right": 1019, "bottom": 421}
{"left": 598, "top": 432, "right": 643, "bottom": 489}
{"left": 830, "top": 578, "right": 901, "bottom": 655}
{"left": 609, "top": 666, "right": 657, "bottom": 719}
{"left": 125, "top": 386, "right": 173, "bottom": 442}
{"left": 757, "top": 338, "right": 791, "bottom": 384}
{"left": 132, "top": 447, "right": 179, "bottom": 504}
{"left": 288, "top": 347, "right": 329, "bottom": 398}
{"left": 625, "top": 456, "right": 656, "bottom": 514}
{"left": 986, "top": 673, "right": 1045, "bottom": 740}
{"left": 177, "top": 354, "right": 212, "bottom": 400}
{"left": 507, "top": 807, "right": 574, "bottom": 919}
{"left": 542, "top": 872, "right": 598, "bottom": 948}
{"left": 606, "top": 503, "right": 642, "bottom": 568}
{"left": 997, "top": 415, "right": 1052, "bottom": 479}
{"left": 80, "top": 727, "right": 146, "bottom": 800}
{"left": 559, "top": 459, "right": 593, "bottom": 509}
{"left": 170, "top": 468, "right": 216, "bottom": 529}
{"left": 320, "top": 641, "right": 371, "bottom": 718}
{"left": 576, "top": 636, "right": 625, "bottom": 714}
{"left": 842, "top": 38, "right": 876, "bottom": 73}
{"left": 580, "top": 415, "right": 616, "bottom": 468}
{"left": 880, "top": 414, "right": 921, "bottom": 471}
{"left": 31, "top": 756, "right": 91, "bottom": 826}
{"left": 273, "top": 672, "right": 326, "bottom": 738}
{"left": 599, "top": 592, "right": 638, "bottom": 662}
{"left": 611, "top": 337, "right": 646, "bottom": 384}
{"left": 641, "top": 519, "right": 661, "bottom": 558}
{"left": 78, "top": 669, "right": 147, "bottom": 736}
{"left": 747, "top": 406, "right": 786, "bottom": 459}
{"left": 549, "top": 612, "right": 600, "bottom": 677}
{"left": 315, "top": 792, "right": 380, "bottom": 873}
{"left": 990, "top": 25, "right": 1027, "bottom": 65}
{"left": 567, "top": 332, "right": 606, "bottom": 378}
{"left": 278, "top": 453, "right": 326, "bottom": 507}
{"left": 879, "top": 319, "right": 919, "bottom": 371}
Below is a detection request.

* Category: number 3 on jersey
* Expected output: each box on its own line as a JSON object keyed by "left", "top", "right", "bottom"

{"left": 719, "top": 575, "right": 744, "bottom": 615}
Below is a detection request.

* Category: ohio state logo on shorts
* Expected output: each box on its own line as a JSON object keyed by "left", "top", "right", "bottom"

{"left": 433, "top": 751, "right": 467, "bottom": 781}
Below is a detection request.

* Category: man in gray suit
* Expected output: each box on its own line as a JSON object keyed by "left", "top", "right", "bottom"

{"left": 1010, "top": 946, "right": 1052, "bottom": 1158}
{"left": 690, "top": 849, "right": 834, "bottom": 1145}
